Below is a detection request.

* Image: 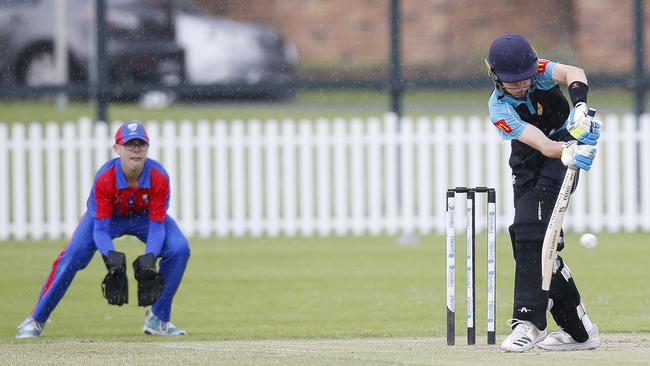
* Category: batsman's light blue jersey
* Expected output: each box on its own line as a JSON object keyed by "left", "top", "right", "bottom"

{"left": 488, "top": 59, "right": 565, "bottom": 140}
{"left": 486, "top": 58, "right": 575, "bottom": 204}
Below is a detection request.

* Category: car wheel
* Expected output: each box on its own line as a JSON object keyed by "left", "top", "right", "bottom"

{"left": 24, "top": 50, "right": 59, "bottom": 86}
{"left": 17, "top": 44, "right": 84, "bottom": 86}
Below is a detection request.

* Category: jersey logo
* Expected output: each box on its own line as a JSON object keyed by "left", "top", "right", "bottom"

{"left": 537, "top": 59, "right": 550, "bottom": 73}
{"left": 536, "top": 101, "right": 543, "bottom": 116}
{"left": 494, "top": 119, "right": 513, "bottom": 133}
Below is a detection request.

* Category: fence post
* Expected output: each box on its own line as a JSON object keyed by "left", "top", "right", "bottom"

{"left": 12, "top": 124, "right": 27, "bottom": 239}
{"left": 333, "top": 118, "right": 349, "bottom": 236}
{"left": 197, "top": 120, "right": 212, "bottom": 238}
{"left": 265, "top": 120, "right": 280, "bottom": 237}
{"left": 249, "top": 119, "right": 264, "bottom": 237}
{"left": 316, "top": 118, "right": 332, "bottom": 236}
{"left": 45, "top": 123, "right": 61, "bottom": 239}
{"left": 28, "top": 124, "right": 44, "bottom": 239}
{"left": 299, "top": 119, "right": 315, "bottom": 236}
{"left": 389, "top": 0, "right": 402, "bottom": 116}
{"left": 94, "top": 0, "right": 109, "bottom": 123}
{"left": 281, "top": 119, "right": 297, "bottom": 236}
{"left": 350, "top": 118, "right": 366, "bottom": 235}
{"left": 214, "top": 120, "right": 229, "bottom": 237}
{"left": 0, "top": 124, "right": 9, "bottom": 240}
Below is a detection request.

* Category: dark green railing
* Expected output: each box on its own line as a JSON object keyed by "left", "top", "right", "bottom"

{"left": 0, "top": 0, "right": 647, "bottom": 120}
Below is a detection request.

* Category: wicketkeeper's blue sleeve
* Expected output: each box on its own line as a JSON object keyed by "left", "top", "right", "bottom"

{"left": 93, "top": 218, "right": 115, "bottom": 256}
{"left": 145, "top": 220, "right": 166, "bottom": 257}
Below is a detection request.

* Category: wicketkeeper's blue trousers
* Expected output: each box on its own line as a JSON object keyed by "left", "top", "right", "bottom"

{"left": 31, "top": 213, "right": 190, "bottom": 322}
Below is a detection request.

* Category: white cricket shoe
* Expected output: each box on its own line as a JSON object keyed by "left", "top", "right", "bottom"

{"left": 500, "top": 319, "right": 547, "bottom": 352}
{"left": 143, "top": 310, "right": 187, "bottom": 336}
{"left": 537, "top": 324, "right": 601, "bottom": 351}
{"left": 16, "top": 317, "right": 44, "bottom": 339}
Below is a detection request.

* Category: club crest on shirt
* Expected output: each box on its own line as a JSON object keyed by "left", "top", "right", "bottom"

{"left": 537, "top": 101, "right": 543, "bottom": 116}
{"left": 143, "top": 194, "right": 149, "bottom": 204}
{"left": 494, "top": 119, "right": 513, "bottom": 133}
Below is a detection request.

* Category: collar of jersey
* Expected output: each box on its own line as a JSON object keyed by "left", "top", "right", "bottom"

{"left": 496, "top": 90, "right": 528, "bottom": 103}
{"left": 115, "top": 158, "right": 151, "bottom": 189}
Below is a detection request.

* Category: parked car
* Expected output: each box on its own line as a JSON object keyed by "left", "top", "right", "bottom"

{"left": 0, "top": 0, "right": 184, "bottom": 98}
{"left": 174, "top": 2, "right": 299, "bottom": 99}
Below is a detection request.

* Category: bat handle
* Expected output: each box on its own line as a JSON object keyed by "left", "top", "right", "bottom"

{"left": 585, "top": 107, "right": 597, "bottom": 136}
{"left": 587, "top": 108, "right": 596, "bottom": 118}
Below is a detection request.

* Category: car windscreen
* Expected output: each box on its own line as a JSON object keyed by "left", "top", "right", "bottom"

{"left": 107, "top": 0, "right": 174, "bottom": 41}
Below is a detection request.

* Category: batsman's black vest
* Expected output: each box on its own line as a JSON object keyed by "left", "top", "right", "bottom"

{"left": 507, "top": 85, "right": 571, "bottom": 204}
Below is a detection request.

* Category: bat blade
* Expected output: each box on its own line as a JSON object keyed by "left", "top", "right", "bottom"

{"left": 541, "top": 167, "right": 577, "bottom": 291}
{"left": 542, "top": 107, "right": 596, "bottom": 291}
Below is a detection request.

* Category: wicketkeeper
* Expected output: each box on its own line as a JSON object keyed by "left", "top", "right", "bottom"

{"left": 16, "top": 121, "right": 190, "bottom": 338}
{"left": 485, "top": 33, "right": 601, "bottom": 352}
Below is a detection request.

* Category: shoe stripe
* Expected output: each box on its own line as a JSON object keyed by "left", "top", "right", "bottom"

{"left": 513, "top": 337, "right": 531, "bottom": 346}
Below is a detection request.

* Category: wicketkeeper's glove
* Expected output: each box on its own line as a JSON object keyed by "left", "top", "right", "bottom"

{"left": 133, "top": 253, "right": 165, "bottom": 307}
{"left": 101, "top": 250, "right": 129, "bottom": 306}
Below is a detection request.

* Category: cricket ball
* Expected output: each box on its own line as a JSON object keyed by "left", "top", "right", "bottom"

{"left": 580, "top": 233, "right": 598, "bottom": 249}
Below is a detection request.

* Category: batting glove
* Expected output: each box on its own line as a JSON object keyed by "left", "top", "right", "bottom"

{"left": 567, "top": 102, "right": 601, "bottom": 145}
{"left": 561, "top": 140, "right": 597, "bottom": 171}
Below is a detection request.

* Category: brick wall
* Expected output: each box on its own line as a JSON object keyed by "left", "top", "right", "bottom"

{"left": 194, "top": 0, "right": 645, "bottom": 78}
{"left": 574, "top": 0, "right": 638, "bottom": 74}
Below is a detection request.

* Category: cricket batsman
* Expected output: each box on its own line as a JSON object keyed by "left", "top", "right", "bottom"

{"left": 485, "top": 33, "right": 601, "bottom": 352}
{"left": 16, "top": 121, "right": 190, "bottom": 338}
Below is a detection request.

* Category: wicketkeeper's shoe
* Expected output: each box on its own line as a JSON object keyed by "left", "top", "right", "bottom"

{"left": 16, "top": 317, "right": 44, "bottom": 339}
{"left": 500, "top": 319, "right": 547, "bottom": 352}
{"left": 143, "top": 310, "right": 187, "bottom": 336}
{"left": 537, "top": 324, "right": 601, "bottom": 351}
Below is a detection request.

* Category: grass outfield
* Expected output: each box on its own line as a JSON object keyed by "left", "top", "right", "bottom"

{"left": 1, "top": 232, "right": 649, "bottom": 365}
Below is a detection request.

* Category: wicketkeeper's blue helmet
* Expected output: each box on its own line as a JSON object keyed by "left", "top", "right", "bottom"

{"left": 486, "top": 33, "right": 538, "bottom": 83}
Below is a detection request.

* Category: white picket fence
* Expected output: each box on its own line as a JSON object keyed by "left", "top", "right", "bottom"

{"left": 0, "top": 114, "right": 649, "bottom": 241}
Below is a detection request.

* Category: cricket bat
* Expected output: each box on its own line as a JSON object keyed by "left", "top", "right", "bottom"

{"left": 541, "top": 108, "right": 596, "bottom": 291}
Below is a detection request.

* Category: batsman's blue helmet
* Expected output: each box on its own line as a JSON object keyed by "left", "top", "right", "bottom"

{"left": 486, "top": 33, "right": 538, "bottom": 83}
